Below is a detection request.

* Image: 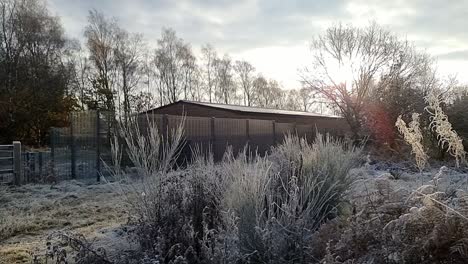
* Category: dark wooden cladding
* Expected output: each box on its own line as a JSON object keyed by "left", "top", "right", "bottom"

{"left": 141, "top": 101, "right": 350, "bottom": 160}
{"left": 144, "top": 101, "right": 349, "bottom": 129}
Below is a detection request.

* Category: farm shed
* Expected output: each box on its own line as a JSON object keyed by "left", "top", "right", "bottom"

{"left": 142, "top": 100, "right": 349, "bottom": 160}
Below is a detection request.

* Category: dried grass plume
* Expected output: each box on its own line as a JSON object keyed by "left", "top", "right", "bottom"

{"left": 425, "top": 91, "right": 466, "bottom": 167}
{"left": 396, "top": 113, "right": 429, "bottom": 171}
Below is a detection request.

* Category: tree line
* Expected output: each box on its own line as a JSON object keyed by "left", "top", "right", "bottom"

{"left": 0, "top": 0, "right": 325, "bottom": 145}
{"left": 75, "top": 11, "right": 322, "bottom": 117}
{"left": 1, "top": 0, "right": 467, "bottom": 149}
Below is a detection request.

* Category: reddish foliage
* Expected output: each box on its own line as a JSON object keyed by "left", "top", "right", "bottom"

{"left": 363, "top": 102, "right": 396, "bottom": 147}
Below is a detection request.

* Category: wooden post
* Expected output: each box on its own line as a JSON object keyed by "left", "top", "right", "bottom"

{"left": 246, "top": 119, "right": 250, "bottom": 142}
{"left": 96, "top": 110, "right": 101, "bottom": 182}
{"left": 293, "top": 122, "right": 297, "bottom": 136}
{"left": 50, "top": 128, "right": 55, "bottom": 165}
{"left": 272, "top": 120, "right": 276, "bottom": 145}
{"left": 13, "top": 141, "right": 21, "bottom": 185}
{"left": 162, "top": 114, "right": 169, "bottom": 141}
{"left": 70, "top": 113, "right": 76, "bottom": 179}
{"left": 210, "top": 117, "right": 216, "bottom": 160}
{"left": 50, "top": 128, "right": 55, "bottom": 176}
{"left": 38, "top": 152, "right": 43, "bottom": 178}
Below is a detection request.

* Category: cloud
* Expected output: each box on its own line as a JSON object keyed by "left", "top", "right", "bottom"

{"left": 46, "top": 0, "right": 468, "bottom": 87}
{"left": 437, "top": 50, "right": 468, "bottom": 61}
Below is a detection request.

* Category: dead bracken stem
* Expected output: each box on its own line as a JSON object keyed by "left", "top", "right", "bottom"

{"left": 396, "top": 113, "right": 429, "bottom": 172}
{"left": 425, "top": 91, "right": 467, "bottom": 167}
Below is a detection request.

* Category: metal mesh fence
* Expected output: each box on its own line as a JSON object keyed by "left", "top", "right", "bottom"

{"left": 0, "top": 144, "right": 14, "bottom": 183}
{"left": 43, "top": 111, "right": 347, "bottom": 184}
{"left": 49, "top": 110, "right": 114, "bottom": 182}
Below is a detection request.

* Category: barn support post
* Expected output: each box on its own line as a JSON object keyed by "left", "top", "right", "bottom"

{"left": 70, "top": 112, "right": 76, "bottom": 179}
{"left": 96, "top": 110, "right": 101, "bottom": 182}
{"left": 272, "top": 120, "right": 276, "bottom": 145}
{"left": 210, "top": 117, "right": 216, "bottom": 160}
{"left": 246, "top": 119, "right": 250, "bottom": 143}
{"left": 162, "top": 114, "right": 169, "bottom": 141}
{"left": 13, "top": 141, "right": 22, "bottom": 185}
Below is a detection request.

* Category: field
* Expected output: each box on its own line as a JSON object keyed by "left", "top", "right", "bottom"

{"left": 0, "top": 180, "right": 132, "bottom": 263}
{"left": 1, "top": 159, "right": 467, "bottom": 263}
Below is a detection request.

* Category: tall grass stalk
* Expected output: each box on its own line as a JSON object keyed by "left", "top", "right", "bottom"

{"left": 425, "top": 91, "right": 467, "bottom": 167}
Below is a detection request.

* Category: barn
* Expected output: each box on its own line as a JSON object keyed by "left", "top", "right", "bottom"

{"left": 142, "top": 100, "right": 349, "bottom": 160}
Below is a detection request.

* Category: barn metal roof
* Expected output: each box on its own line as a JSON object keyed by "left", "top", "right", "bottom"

{"left": 151, "top": 100, "right": 341, "bottom": 118}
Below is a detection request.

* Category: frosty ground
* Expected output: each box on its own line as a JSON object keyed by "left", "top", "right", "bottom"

{"left": 0, "top": 180, "right": 134, "bottom": 263}
{"left": 1, "top": 162, "right": 467, "bottom": 263}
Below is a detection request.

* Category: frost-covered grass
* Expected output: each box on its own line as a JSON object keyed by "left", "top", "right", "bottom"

{"left": 1, "top": 157, "right": 467, "bottom": 263}
{"left": 107, "top": 127, "right": 363, "bottom": 263}
{"left": 314, "top": 164, "right": 468, "bottom": 263}
{"left": 0, "top": 180, "right": 128, "bottom": 264}
{"left": 2, "top": 117, "right": 468, "bottom": 263}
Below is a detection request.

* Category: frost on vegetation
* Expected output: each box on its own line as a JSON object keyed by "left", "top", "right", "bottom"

{"left": 425, "top": 91, "right": 467, "bottom": 167}
{"left": 315, "top": 166, "right": 468, "bottom": 263}
{"left": 396, "top": 113, "right": 429, "bottom": 171}
{"left": 108, "top": 125, "right": 362, "bottom": 263}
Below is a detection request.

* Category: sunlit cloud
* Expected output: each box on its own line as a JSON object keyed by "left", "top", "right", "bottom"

{"left": 47, "top": 0, "right": 468, "bottom": 87}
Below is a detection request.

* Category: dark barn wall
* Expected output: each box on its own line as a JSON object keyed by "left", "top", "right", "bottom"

{"left": 146, "top": 102, "right": 349, "bottom": 132}
{"left": 142, "top": 102, "right": 350, "bottom": 161}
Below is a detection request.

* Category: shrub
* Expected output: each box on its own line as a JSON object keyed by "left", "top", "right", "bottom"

{"left": 316, "top": 167, "right": 468, "bottom": 264}
{"left": 111, "top": 119, "right": 363, "bottom": 263}
{"left": 222, "top": 134, "right": 363, "bottom": 263}
{"left": 110, "top": 117, "right": 231, "bottom": 263}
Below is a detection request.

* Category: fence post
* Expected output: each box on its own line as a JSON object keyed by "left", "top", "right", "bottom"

{"left": 210, "top": 117, "right": 216, "bottom": 160}
{"left": 96, "top": 110, "right": 101, "bottom": 182}
{"left": 293, "top": 122, "right": 297, "bottom": 136}
{"left": 272, "top": 120, "right": 276, "bottom": 145}
{"left": 13, "top": 141, "right": 22, "bottom": 185}
{"left": 70, "top": 113, "right": 76, "bottom": 179}
{"left": 38, "top": 152, "right": 43, "bottom": 178}
{"left": 50, "top": 128, "right": 55, "bottom": 176}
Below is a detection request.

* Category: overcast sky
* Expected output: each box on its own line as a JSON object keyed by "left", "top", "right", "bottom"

{"left": 48, "top": 0, "right": 468, "bottom": 89}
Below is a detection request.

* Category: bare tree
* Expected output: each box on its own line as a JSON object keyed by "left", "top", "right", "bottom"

{"left": 284, "top": 89, "right": 302, "bottom": 111}
{"left": 180, "top": 44, "right": 198, "bottom": 100}
{"left": 234, "top": 60, "right": 256, "bottom": 106}
{"left": 133, "top": 91, "right": 155, "bottom": 113}
{"left": 253, "top": 76, "right": 285, "bottom": 108}
{"left": 154, "top": 28, "right": 193, "bottom": 103}
{"left": 141, "top": 48, "right": 156, "bottom": 105}
{"left": 253, "top": 75, "right": 270, "bottom": 107}
{"left": 298, "top": 87, "right": 315, "bottom": 112}
{"left": 188, "top": 67, "right": 203, "bottom": 101}
{"left": 114, "top": 29, "right": 143, "bottom": 121}
{"left": 301, "top": 22, "right": 429, "bottom": 138}
{"left": 268, "top": 79, "right": 286, "bottom": 109}
{"left": 84, "top": 9, "right": 119, "bottom": 111}
{"left": 201, "top": 44, "right": 217, "bottom": 103}
{"left": 214, "top": 54, "right": 235, "bottom": 104}
{"left": 71, "top": 45, "right": 92, "bottom": 109}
